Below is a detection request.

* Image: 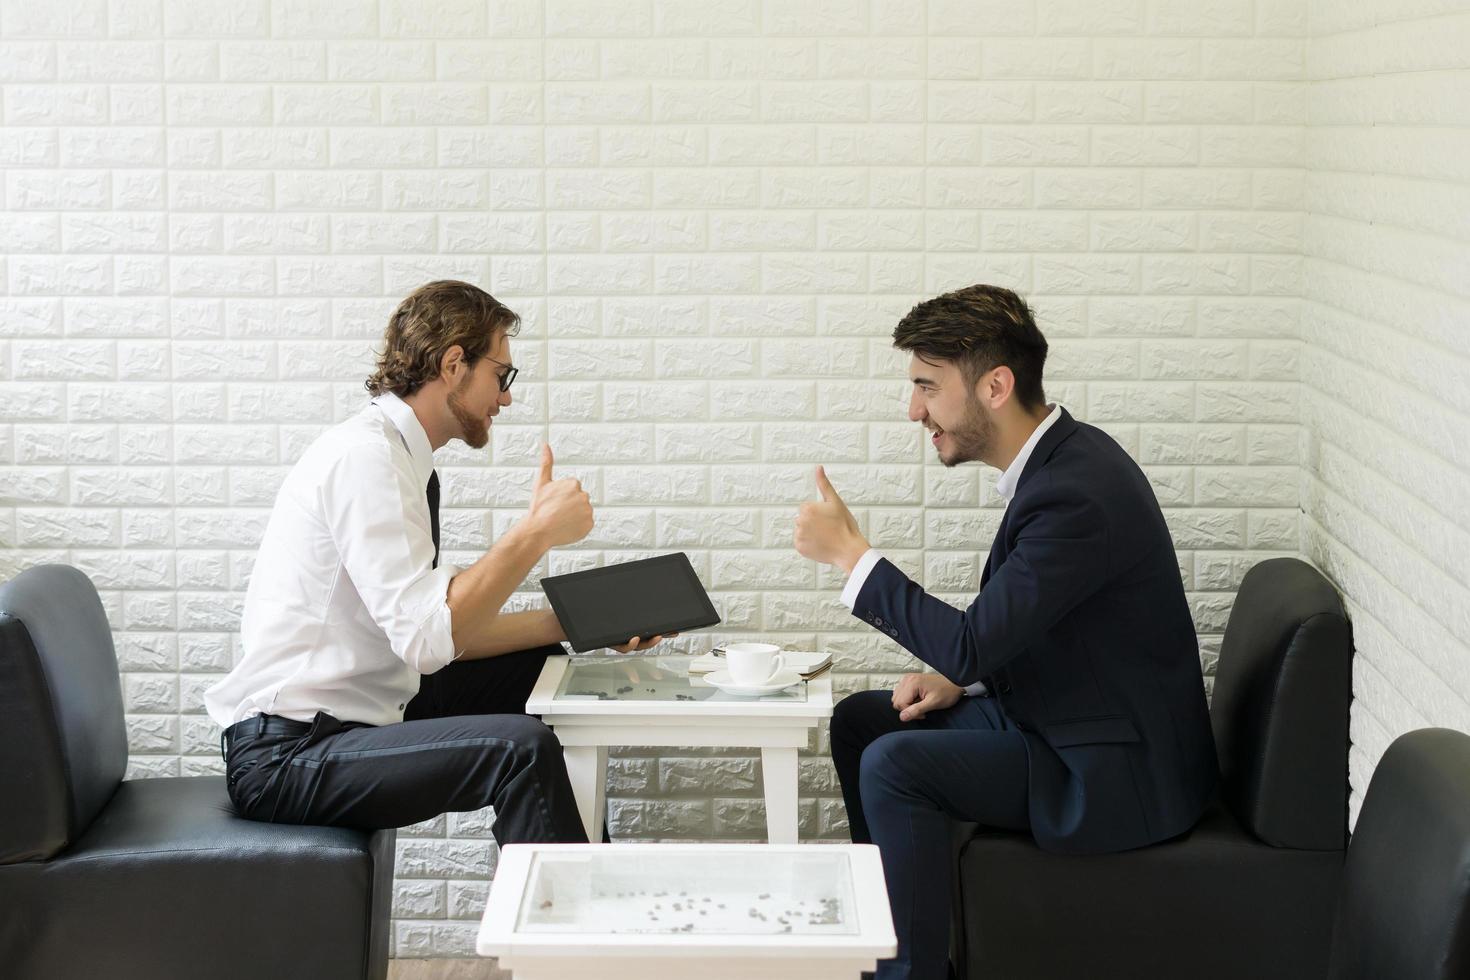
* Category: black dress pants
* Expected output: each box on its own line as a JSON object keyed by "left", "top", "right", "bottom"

{"left": 831, "top": 690, "right": 1031, "bottom": 980}
{"left": 223, "top": 643, "right": 586, "bottom": 843}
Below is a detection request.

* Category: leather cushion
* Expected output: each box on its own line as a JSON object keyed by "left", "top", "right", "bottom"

{"left": 1210, "top": 557, "right": 1352, "bottom": 849}
{"left": 0, "top": 565, "right": 127, "bottom": 862}
{"left": 956, "top": 801, "right": 1344, "bottom": 980}
{"left": 0, "top": 618, "right": 72, "bottom": 863}
{"left": 0, "top": 776, "right": 395, "bottom": 980}
{"left": 1328, "top": 728, "right": 1470, "bottom": 980}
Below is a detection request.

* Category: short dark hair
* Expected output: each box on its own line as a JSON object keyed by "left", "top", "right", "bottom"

{"left": 892, "top": 284, "right": 1048, "bottom": 411}
{"left": 365, "top": 280, "right": 520, "bottom": 398}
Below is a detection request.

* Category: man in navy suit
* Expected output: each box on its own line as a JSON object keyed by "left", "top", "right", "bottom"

{"left": 794, "top": 284, "right": 1218, "bottom": 980}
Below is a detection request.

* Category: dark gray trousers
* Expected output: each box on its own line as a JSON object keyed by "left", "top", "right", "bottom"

{"left": 222, "top": 644, "right": 586, "bottom": 844}
{"left": 830, "top": 690, "right": 1031, "bottom": 980}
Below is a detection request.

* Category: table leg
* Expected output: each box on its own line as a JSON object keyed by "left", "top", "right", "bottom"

{"left": 563, "top": 745, "right": 607, "bottom": 843}
{"left": 761, "top": 746, "right": 799, "bottom": 844}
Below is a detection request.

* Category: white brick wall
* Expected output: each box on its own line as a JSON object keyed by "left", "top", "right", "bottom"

{"left": 1300, "top": 0, "right": 1470, "bottom": 829}
{"left": 6, "top": 0, "right": 1459, "bottom": 959}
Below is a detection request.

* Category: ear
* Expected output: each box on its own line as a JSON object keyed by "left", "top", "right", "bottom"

{"left": 439, "top": 345, "right": 466, "bottom": 385}
{"left": 985, "top": 366, "right": 1017, "bottom": 410}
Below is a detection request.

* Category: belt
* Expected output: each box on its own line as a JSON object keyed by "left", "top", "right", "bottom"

{"left": 222, "top": 713, "right": 315, "bottom": 753}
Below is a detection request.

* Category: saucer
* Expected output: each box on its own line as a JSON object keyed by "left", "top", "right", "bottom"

{"left": 705, "top": 668, "right": 804, "bottom": 697}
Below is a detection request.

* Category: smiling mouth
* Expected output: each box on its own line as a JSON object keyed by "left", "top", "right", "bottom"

{"left": 928, "top": 425, "right": 944, "bottom": 445}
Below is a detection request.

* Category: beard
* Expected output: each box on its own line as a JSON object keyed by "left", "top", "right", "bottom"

{"left": 937, "top": 394, "right": 995, "bottom": 467}
{"left": 447, "top": 379, "right": 489, "bottom": 449}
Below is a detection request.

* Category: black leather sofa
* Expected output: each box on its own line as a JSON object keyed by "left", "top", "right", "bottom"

{"left": 1327, "top": 726, "right": 1470, "bottom": 979}
{"left": 0, "top": 564, "right": 396, "bottom": 980}
{"left": 952, "top": 556, "right": 1353, "bottom": 980}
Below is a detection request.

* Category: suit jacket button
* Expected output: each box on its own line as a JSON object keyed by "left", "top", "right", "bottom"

{"left": 874, "top": 617, "right": 884, "bottom": 626}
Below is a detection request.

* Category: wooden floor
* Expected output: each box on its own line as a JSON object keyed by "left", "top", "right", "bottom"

{"left": 388, "top": 959, "right": 510, "bottom": 980}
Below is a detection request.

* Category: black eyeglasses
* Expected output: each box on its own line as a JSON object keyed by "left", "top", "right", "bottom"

{"left": 485, "top": 354, "right": 518, "bottom": 393}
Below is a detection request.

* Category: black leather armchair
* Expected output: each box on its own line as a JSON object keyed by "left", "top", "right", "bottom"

{"left": 1327, "top": 727, "right": 1470, "bottom": 980}
{"left": 952, "top": 557, "right": 1353, "bottom": 980}
{"left": 0, "top": 564, "right": 395, "bottom": 980}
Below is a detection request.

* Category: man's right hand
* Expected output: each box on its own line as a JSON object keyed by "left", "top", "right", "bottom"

{"left": 524, "top": 444, "right": 593, "bottom": 548}
{"left": 892, "top": 672, "right": 964, "bottom": 722}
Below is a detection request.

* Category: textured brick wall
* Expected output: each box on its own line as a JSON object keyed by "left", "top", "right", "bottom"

{"left": 0, "top": 0, "right": 1325, "bottom": 957}
{"left": 1300, "top": 0, "right": 1470, "bottom": 829}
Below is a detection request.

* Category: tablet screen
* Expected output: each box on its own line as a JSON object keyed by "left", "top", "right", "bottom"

{"left": 541, "top": 553, "right": 720, "bottom": 652}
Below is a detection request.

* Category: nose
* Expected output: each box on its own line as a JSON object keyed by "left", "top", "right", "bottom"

{"left": 500, "top": 388, "right": 513, "bottom": 408}
{"left": 907, "top": 388, "right": 925, "bottom": 423}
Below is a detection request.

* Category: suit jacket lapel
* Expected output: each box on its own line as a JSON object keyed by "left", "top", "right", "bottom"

{"left": 1015, "top": 408, "right": 1078, "bottom": 493}
{"left": 980, "top": 408, "right": 1080, "bottom": 587}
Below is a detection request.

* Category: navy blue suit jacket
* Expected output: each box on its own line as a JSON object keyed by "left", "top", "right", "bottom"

{"left": 853, "top": 408, "right": 1218, "bottom": 855}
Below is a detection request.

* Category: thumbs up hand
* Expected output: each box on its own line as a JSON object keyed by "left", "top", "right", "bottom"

{"left": 794, "top": 465, "right": 871, "bottom": 573}
{"left": 524, "top": 444, "right": 594, "bottom": 548}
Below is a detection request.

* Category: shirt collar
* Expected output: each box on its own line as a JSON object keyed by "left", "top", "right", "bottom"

{"left": 371, "top": 391, "right": 436, "bottom": 483}
{"left": 995, "top": 404, "right": 1061, "bottom": 503}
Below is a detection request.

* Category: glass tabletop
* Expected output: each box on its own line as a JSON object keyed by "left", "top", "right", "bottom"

{"left": 554, "top": 656, "right": 808, "bottom": 704}
{"left": 515, "top": 849, "right": 859, "bottom": 936}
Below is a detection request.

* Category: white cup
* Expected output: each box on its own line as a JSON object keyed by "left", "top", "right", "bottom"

{"left": 724, "top": 642, "right": 786, "bottom": 686}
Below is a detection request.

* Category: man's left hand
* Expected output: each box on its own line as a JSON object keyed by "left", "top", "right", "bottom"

{"left": 892, "top": 672, "right": 964, "bottom": 722}
{"left": 794, "top": 465, "right": 871, "bottom": 573}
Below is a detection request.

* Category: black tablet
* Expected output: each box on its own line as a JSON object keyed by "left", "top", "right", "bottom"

{"left": 540, "top": 552, "right": 722, "bottom": 653}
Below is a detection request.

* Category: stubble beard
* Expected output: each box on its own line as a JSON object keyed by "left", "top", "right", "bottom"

{"left": 447, "top": 377, "right": 489, "bottom": 450}
{"left": 940, "top": 394, "right": 995, "bottom": 467}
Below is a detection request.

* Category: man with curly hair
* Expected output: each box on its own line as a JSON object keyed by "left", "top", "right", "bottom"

{"left": 206, "top": 280, "right": 663, "bottom": 842}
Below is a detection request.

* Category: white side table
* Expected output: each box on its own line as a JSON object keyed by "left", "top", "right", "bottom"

{"left": 525, "top": 655, "right": 834, "bottom": 844}
{"left": 478, "top": 842, "right": 895, "bottom": 980}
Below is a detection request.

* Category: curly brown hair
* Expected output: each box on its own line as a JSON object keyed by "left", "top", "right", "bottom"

{"left": 365, "top": 280, "right": 521, "bottom": 398}
{"left": 892, "top": 284, "right": 1048, "bottom": 411}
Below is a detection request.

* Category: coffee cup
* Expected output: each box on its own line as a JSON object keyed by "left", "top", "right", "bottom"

{"left": 724, "top": 642, "right": 786, "bottom": 686}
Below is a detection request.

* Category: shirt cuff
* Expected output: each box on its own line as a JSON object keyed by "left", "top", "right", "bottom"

{"left": 403, "top": 565, "right": 459, "bottom": 673}
{"left": 436, "top": 563, "right": 468, "bottom": 662}
{"left": 963, "top": 680, "right": 989, "bottom": 697}
{"left": 839, "top": 548, "right": 883, "bottom": 610}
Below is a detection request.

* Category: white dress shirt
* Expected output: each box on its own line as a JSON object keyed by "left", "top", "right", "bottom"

{"left": 205, "top": 392, "right": 461, "bottom": 728}
{"left": 839, "top": 404, "right": 1062, "bottom": 695}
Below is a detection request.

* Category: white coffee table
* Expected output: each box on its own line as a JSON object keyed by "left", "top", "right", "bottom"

{"left": 525, "top": 655, "right": 834, "bottom": 844}
{"left": 478, "top": 842, "right": 895, "bottom": 980}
